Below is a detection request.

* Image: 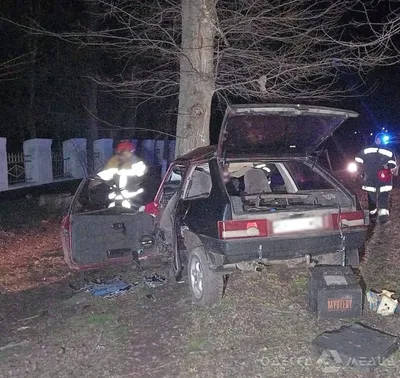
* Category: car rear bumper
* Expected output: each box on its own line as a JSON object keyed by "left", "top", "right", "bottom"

{"left": 198, "top": 228, "right": 367, "bottom": 266}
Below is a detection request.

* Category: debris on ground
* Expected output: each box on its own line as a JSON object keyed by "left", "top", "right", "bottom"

{"left": 307, "top": 265, "right": 363, "bottom": 319}
{"left": 366, "top": 290, "right": 399, "bottom": 315}
{"left": 82, "top": 274, "right": 167, "bottom": 298}
{"left": 313, "top": 323, "right": 399, "bottom": 372}
{"left": 143, "top": 274, "right": 166, "bottom": 288}
{"left": 0, "top": 340, "right": 29, "bottom": 351}
{"left": 86, "top": 279, "right": 133, "bottom": 298}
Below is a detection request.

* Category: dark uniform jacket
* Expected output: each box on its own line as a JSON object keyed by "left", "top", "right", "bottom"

{"left": 355, "top": 145, "right": 396, "bottom": 192}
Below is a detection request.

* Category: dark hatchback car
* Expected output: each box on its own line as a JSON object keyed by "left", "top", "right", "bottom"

{"left": 62, "top": 104, "right": 369, "bottom": 307}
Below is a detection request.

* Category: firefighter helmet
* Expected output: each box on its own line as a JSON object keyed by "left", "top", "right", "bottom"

{"left": 115, "top": 140, "right": 136, "bottom": 154}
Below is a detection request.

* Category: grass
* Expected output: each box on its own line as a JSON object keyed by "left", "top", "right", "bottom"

{"left": 188, "top": 338, "right": 209, "bottom": 351}
{"left": 87, "top": 313, "right": 115, "bottom": 325}
{"left": 112, "top": 325, "right": 130, "bottom": 338}
{"left": 0, "top": 198, "right": 54, "bottom": 230}
{"left": 290, "top": 273, "right": 308, "bottom": 295}
{"left": 2, "top": 185, "right": 400, "bottom": 377}
{"left": 361, "top": 226, "right": 400, "bottom": 293}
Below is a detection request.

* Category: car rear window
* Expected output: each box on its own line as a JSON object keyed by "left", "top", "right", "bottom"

{"left": 285, "top": 161, "right": 334, "bottom": 190}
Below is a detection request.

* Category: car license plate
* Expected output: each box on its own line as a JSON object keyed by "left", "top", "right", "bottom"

{"left": 273, "top": 216, "right": 323, "bottom": 234}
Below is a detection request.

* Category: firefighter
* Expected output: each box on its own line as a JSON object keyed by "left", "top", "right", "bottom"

{"left": 355, "top": 133, "right": 397, "bottom": 224}
{"left": 93, "top": 140, "right": 147, "bottom": 210}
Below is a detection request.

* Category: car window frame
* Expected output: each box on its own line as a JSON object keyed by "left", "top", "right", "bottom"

{"left": 71, "top": 178, "right": 115, "bottom": 215}
{"left": 155, "top": 162, "right": 187, "bottom": 205}
{"left": 275, "top": 163, "right": 298, "bottom": 193}
{"left": 182, "top": 161, "right": 213, "bottom": 200}
{"left": 160, "top": 167, "right": 185, "bottom": 205}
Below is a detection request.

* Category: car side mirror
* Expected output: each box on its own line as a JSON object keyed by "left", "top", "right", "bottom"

{"left": 140, "top": 234, "right": 155, "bottom": 249}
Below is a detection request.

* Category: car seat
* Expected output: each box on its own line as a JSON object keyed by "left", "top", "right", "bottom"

{"left": 244, "top": 168, "right": 272, "bottom": 194}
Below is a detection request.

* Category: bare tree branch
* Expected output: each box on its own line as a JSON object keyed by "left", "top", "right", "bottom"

{"left": 0, "top": 53, "right": 34, "bottom": 81}
{"left": 8, "top": 0, "right": 400, "bottom": 152}
{"left": 82, "top": 102, "right": 182, "bottom": 138}
{"left": 33, "top": 0, "right": 396, "bottom": 102}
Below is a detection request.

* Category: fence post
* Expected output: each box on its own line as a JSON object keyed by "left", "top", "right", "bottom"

{"left": 63, "top": 138, "right": 87, "bottom": 178}
{"left": 23, "top": 138, "right": 53, "bottom": 185}
{"left": 93, "top": 138, "right": 113, "bottom": 173}
{"left": 155, "top": 140, "right": 165, "bottom": 166}
{"left": 0, "top": 138, "right": 8, "bottom": 190}
{"left": 168, "top": 140, "right": 176, "bottom": 163}
{"left": 161, "top": 159, "right": 168, "bottom": 178}
{"left": 141, "top": 139, "right": 156, "bottom": 166}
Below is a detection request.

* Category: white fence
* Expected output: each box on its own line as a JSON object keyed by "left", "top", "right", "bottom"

{"left": 7, "top": 152, "right": 26, "bottom": 185}
{"left": 0, "top": 137, "right": 176, "bottom": 192}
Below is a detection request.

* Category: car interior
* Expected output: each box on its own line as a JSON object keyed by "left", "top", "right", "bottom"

{"left": 72, "top": 158, "right": 352, "bottom": 217}
{"left": 223, "top": 160, "right": 352, "bottom": 213}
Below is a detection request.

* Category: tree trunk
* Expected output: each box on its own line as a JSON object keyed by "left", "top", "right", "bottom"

{"left": 175, "top": 0, "right": 216, "bottom": 157}
{"left": 86, "top": 3, "right": 100, "bottom": 174}
{"left": 27, "top": 0, "right": 39, "bottom": 139}
{"left": 86, "top": 79, "right": 99, "bottom": 174}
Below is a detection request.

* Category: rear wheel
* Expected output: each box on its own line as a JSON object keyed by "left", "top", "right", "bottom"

{"left": 188, "top": 247, "right": 224, "bottom": 307}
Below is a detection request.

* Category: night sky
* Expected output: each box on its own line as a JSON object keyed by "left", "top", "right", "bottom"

{"left": 0, "top": 0, "right": 399, "bottom": 165}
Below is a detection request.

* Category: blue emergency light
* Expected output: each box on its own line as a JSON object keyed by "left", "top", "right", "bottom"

{"left": 382, "top": 134, "right": 390, "bottom": 144}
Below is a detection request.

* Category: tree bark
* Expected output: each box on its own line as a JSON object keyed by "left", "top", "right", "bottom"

{"left": 85, "top": 4, "right": 100, "bottom": 174}
{"left": 27, "top": 0, "right": 39, "bottom": 139}
{"left": 175, "top": 0, "right": 216, "bottom": 157}
{"left": 86, "top": 79, "right": 99, "bottom": 174}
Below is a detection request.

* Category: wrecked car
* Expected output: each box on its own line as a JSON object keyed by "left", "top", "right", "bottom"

{"left": 61, "top": 104, "right": 369, "bottom": 307}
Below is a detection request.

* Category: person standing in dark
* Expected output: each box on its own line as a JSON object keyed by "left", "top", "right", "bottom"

{"left": 355, "top": 133, "right": 396, "bottom": 224}
{"left": 91, "top": 140, "right": 148, "bottom": 210}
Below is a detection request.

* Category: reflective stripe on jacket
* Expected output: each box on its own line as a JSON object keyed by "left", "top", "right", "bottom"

{"left": 97, "top": 154, "right": 147, "bottom": 199}
{"left": 355, "top": 145, "right": 396, "bottom": 191}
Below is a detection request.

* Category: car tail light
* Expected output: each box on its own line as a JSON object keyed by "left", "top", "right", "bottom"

{"left": 218, "top": 220, "right": 268, "bottom": 239}
{"left": 332, "top": 211, "right": 366, "bottom": 229}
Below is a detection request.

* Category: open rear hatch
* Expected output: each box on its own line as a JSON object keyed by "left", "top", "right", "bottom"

{"left": 216, "top": 103, "right": 366, "bottom": 240}
{"left": 218, "top": 104, "right": 358, "bottom": 158}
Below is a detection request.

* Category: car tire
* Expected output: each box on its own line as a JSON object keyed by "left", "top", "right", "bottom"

{"left": 317, "top": 249, "right": 360, "bottom": 268}
{"left": 188, "top": 247, "right": 224, "bottom": 307}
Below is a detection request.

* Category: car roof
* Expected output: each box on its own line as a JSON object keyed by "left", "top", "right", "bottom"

{"left": 174, "top": 145, "right": 217, "bottom": 163}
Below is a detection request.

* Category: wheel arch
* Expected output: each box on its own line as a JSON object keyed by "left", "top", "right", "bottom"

{"left": 182, "top": 229, "right": 225, "bottom": 269}
{"left": 182, "top": 230, "right": 203, "bottom": 253}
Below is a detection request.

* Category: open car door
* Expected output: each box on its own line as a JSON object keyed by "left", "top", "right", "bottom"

{"left": 155, "top": 164, "right": 186, "bottom": 223}
{"left": 62, "top": 178, "right": 154, "bottom": 270}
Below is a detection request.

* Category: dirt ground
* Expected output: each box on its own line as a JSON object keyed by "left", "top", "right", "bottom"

{"left": 1, "top": 184, "right": 400, "bottom": 378}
